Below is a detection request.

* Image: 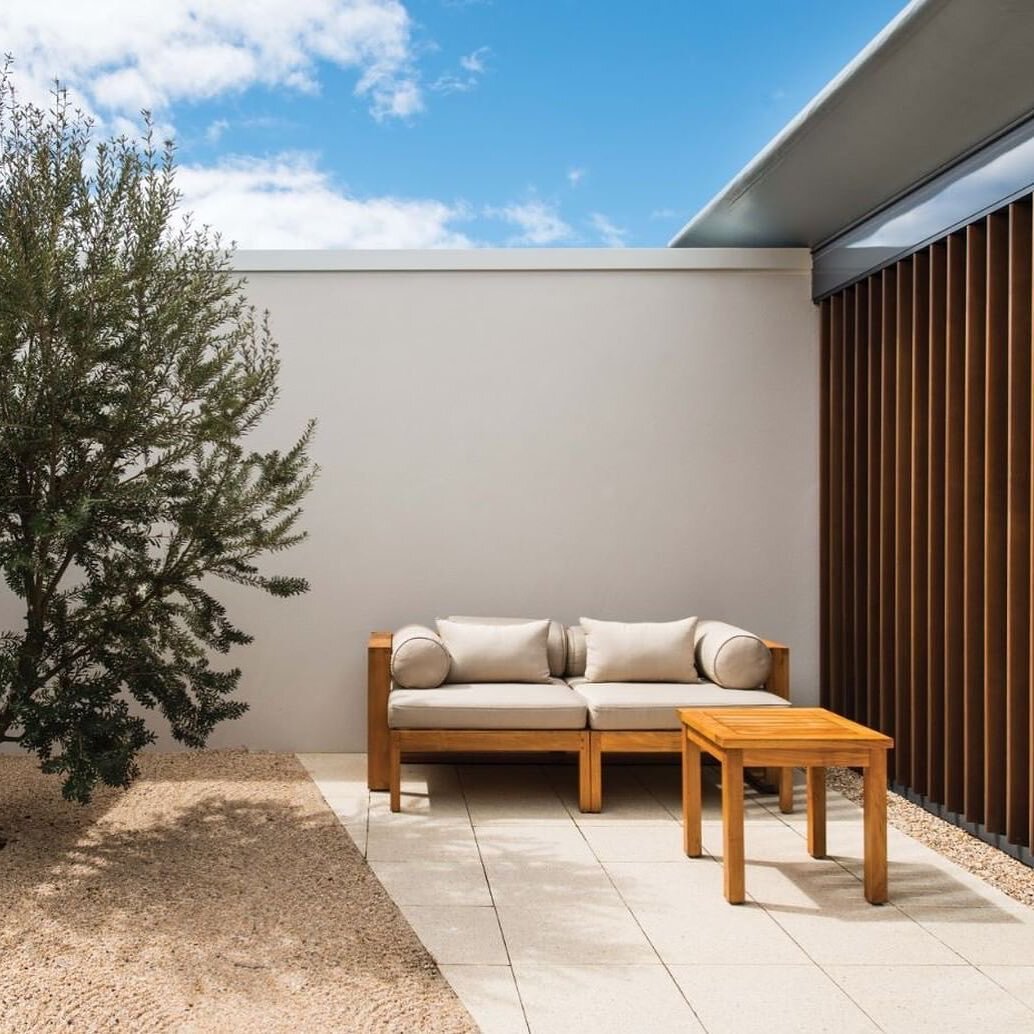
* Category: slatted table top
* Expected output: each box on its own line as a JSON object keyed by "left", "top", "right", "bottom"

{"left": 677, "top": 707, "right": 893, "bottom": 751}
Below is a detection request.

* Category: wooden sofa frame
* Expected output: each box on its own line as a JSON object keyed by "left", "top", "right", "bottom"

{"left": 367, "top": 631, "right": 792, "bottom": 814}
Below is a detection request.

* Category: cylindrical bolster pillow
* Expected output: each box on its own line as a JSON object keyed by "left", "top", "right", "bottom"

{"left": 564, "top": 625, "right": 587, "bottom": 677}
{"left": 447, "top": 616, "right": 567, "bottom": 677}
{"left": 695, "top": 619, "right": 772, "bottom": 689}
{"left": 391, "top": 625, "right": 451, "bottom": 688}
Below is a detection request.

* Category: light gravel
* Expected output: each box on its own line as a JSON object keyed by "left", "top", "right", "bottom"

{"left": 827, "top": 766, "right": 1034, "bottom": 909}
{"left": 0, "top": 750, "right": 475, "bottom": 1034}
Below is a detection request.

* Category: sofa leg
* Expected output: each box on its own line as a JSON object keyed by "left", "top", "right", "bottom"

{"left": 578, "top": 734, "right": 591, "bottom": 812}
{"left": 579, "top": 733, "right": 602, "bottom": 813}
{"left": 389, "top": 732, "right": 402, "bottom": 813}
{"left": 581, "top": 732, "right": 602, "bottom": 813}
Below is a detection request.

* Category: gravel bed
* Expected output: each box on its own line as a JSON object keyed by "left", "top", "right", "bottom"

{"left": 827, "top": 766, "right": 1034, "bottom": 909}
{"left": 0, "top": 750, "right": 475, "bottom": 1034}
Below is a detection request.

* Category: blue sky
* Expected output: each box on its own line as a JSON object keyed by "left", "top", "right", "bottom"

{"left": 4, "top": 1, "right": 908, "bottom": 248}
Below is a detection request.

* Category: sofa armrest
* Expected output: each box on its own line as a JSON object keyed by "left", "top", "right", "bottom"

{"left": 761, "top": 640, "right": 790, "bottom": 701}
{"left": 368, "top": 631, "right": 393, "bottom": 790}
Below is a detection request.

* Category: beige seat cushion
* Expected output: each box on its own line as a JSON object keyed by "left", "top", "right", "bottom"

{"left": 695, "top": 619, "right": 773, "bottom": 689}
{"left": 390, "top": 625, "right": 451, "bottom": 689}
{"left": 581, "top": 616, "right": 699, "bottom": 683}
{"left": 388, "top": 679, "right": 587, "bottom": 730}
{"left": 447, "top": 615, "right": 567, "bottom": 677}
{"left": 568, "top": 678, "right": 790, "bottom": 730}
{"left": 437, "top": 618, "right": 552, "bottom": 684}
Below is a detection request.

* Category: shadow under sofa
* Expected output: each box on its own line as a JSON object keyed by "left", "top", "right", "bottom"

{"left": 367, "top": 620, "right": 793, "bottom": 813}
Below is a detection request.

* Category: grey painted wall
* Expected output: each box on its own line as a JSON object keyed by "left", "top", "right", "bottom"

{"left": 1, "top": 251, "right": 820, "bottom": 752}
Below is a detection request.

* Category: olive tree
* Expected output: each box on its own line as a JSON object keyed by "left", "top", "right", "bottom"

{"left": 0, "top": 74, "right": 316, "bottom": 801}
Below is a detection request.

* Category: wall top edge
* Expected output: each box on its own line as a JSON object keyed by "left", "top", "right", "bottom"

{"left": 230, "top": 247, "right": 812, "bottom": 273}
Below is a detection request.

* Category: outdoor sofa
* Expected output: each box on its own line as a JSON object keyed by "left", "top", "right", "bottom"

{"left": 367, "top": 617, "right": 791, "bottom": 813}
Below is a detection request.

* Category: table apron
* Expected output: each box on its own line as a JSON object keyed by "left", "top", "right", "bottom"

{"left": 681, "top": 729, "right": 878, "bottom": 770}
{"left": 740, "top": 747, "right": 875, "bottom": 767}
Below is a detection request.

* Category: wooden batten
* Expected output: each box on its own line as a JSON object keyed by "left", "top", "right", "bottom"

{"left": 844, "top": 286, "right": 857, "bottom": 720}
{"left": 879, "top": 268, "right": 898, "bottom": 751}
{"left": 962, "top": 219, "right": 986, "bottom": 826}
{"left": 944, "top": 231, "right": 967, "bottom": 815}
{"left": 854, "top": 280, "right": 870, "bottom": 741}
{"left": 867, "top": 275, "right": 883, "bottom": 736}
{"left": 894, "top": 258, "right": 914, "bottom": 785}
{"left": 910, "top": 248, "right": 930, "bottom": 795}
{"left": 926, "top": 240, "right": 947, "bottom": 804}
{"left": 984, "top": 209, "right": 1009, "bottom": 834}
{"left": 1006, "top": 197, "right": 1032, "bottom": 846}
{"left": 829, "top": 292, "right": 845, "bottom": 716}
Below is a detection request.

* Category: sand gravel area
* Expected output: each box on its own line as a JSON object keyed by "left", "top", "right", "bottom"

{"left": 0, "top": 750, "right": 476, "bottom": 1034}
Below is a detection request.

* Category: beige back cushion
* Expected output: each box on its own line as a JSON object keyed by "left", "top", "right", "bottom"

{"left": 437, "top": 618, "right": 552, "bottom": 684}
{"left": 447, "top": 616, "right": 567, "bottom": 677}
{"left": 565, "top": 625, "right": 587, "bottom": 677}
{"left": 391, "top": 625, "right": 451, "bottom": 689}
{"left": 580, "top": 616, "right": 699, "bottom": 683}
{"left": 695, "top": 619, "right": 773, "bottom": 689}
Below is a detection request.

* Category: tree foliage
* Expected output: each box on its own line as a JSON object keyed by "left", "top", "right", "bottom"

{"left": 0, "top": 71, "right": 316, "bottom": 801}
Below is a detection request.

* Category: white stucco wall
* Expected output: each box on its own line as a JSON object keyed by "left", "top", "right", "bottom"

{"left": 1, "top": 249, "right": 821, "bottom": 752}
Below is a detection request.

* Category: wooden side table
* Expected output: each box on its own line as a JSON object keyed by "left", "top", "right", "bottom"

{"left": 679, "top": 707, "right": 893, "bottom": 905}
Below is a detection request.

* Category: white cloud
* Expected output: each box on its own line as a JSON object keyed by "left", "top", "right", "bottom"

{"left": 205, "top": 118, "right": 230, "bottom": 144}
{"left": 177, "top": 154, "right": 473, "bottom": 248}
{"left": 177, "top": 158, "right": 591, "bottom": 250}
{"left": 431, "top": 45, "right": 490, "bottom": 95}
{"left": 487, "top": 200, "right": 572, "bottom": 245}
{"left": 430, "top": 74, "right": 474, "bottom": 95}
{"left": 567, "top": 167, "right": 586, "bottom": 187}
{"left": 589, "top": 212, "right": 627, "bottom": 248}
{"left": 459, "top": 47, "right": 490, "bottom": 74}
{"left": 365, "top": 74, "right": 423, "bottom": 118}
{"left": 650, "top": 207, "right": 679, "bottom": 220}
{"left": 1, "top": 0, "right": 422, "bottom": 122}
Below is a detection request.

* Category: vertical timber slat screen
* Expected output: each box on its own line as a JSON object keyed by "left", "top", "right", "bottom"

{"left": 821, "top": 193, "right": 1034, "bottom": 854}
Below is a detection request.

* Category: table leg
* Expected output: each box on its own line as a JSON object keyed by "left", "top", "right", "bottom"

{"left": 722, "top": 750, "right": 745, "bottom": 904}
{"left": 807, "top": 766, "right": 826, "bottom": 858}
{"left": 682, "top": 731, "right": 702, "bottom": 857}
{"left": 863, "top": 749, "right": 888, "bottom": 904}
{"left": 778, "top": 766, "right": 794, "bottom": 813}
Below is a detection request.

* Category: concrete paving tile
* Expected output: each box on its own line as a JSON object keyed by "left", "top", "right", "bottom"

{"left": 825, "top": 964, "right": 1034, "bottom": 1033}
{"left": 980, "top": 965, "right": 1034, "bottom": 1012}
{"left": 497, "top": 902, "right": 657, "bottom": 964}
{"left": 514, "top": 964, "right": 704, "bottom": 1034}
{"left": 441, "top": 966, "right": 529, "bottom": 1034}
{"left": 370, "top": 859, "right": 492, "bottom": 906}
{"left": 399, "top": 904, "right": 508, "bottom": 965}
{"left": 669, "top": 963, "right": 878, "bottom": 1033}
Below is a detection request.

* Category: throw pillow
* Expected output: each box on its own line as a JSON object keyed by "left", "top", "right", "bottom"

{"left": 436, "top": 618, "right": 552, "bottom": 683}
{"left": 580, "top": 616, "right": 699, "bottom": 683}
